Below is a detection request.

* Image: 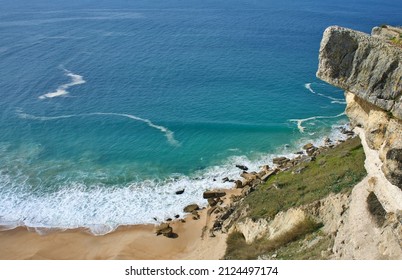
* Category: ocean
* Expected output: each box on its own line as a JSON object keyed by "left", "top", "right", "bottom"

{"left": 0, "top": 0, "right": 401, "bottom": 235}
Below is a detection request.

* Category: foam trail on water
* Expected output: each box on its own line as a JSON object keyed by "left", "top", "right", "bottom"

{"left": 38, "top": 68, "right": 86, "bottom": 99}
{"left": 305, "top": 83, "right": 345, "bottom": 104}
{"left": 17, "top": 111, "right": 180, "bottom": 147}
{"left": 289, "top": 112, "right": 345, "bottom": 133}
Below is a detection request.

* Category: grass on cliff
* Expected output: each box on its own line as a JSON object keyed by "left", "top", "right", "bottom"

{"left": 224, "top": 136, "right": 366, "bottom": 260}
{"left": 246, "top": 136, "right": 366, "bottom": 220}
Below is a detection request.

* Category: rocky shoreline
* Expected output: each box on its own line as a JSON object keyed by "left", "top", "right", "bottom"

{"left": 154, "top": 127, "right": 357, "bottom": 241}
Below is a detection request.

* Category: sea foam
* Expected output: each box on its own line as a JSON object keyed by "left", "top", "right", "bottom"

{"left": 38, "top": 68, "right": 86, "bottom": 99}
{"left": 0, "top": 122, "right": 350, "bottom": 235}
{"left": 17, "top": 111, "right": 180, "bottom": 147}
{"left": 289, "top": 112, "right": 345, "bottom": 133}
{"left": 305, "top": 83, "right": 346, "bottom": 104}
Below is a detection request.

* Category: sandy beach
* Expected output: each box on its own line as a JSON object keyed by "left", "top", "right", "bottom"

{"left": 0, "top": 189, "right": 241, "bottom": 260}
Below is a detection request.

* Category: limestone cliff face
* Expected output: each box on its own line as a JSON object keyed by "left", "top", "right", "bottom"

{"left": 317, "top": 26, "right": 402, "bottom": 119}
{"left": 317, "top": 25, "right": 402, "bottom": 188}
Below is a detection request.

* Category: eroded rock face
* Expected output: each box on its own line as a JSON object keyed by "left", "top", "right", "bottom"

{"left": 317, "top": 26, "right": 402, "bottom": 120}
{"left": 317, "top": 25, "right": 402, "bottom": 189}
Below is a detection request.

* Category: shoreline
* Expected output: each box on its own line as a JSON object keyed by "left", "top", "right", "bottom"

{"left": 0, "top": 121, "right": 350, "bottom": 236}
{"left": 0, "top": 188, "right": 242, "bottom": 260}
{"left": 0, "top": 128, "right": 355, "bottom": 260}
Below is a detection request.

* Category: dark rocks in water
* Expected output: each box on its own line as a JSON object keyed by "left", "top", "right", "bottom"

{"left": 213, "top": 178, "right": 216, "bottom": 182}
{"left": 166, "top": 218, "right": 172, "bottom": 222}
{"left": 174, "top": 214, "right": 180, "bottom": 219}
{"left": 183, "top": 204, "right": 199, "bottom": 213}
{"left": 203, "top": 190, "right": 226, "bottom": 199}
{"left": 235, "top": 164, "right": 248, "bottom": 171}
{"left": 175, "top": 189, "right": 185, "bottom": 195}
{"left": 222, "top": 177, "right": 229, "bottom": 183}
{"left": 295, "top": 151, "right": 304, "bottom": 155}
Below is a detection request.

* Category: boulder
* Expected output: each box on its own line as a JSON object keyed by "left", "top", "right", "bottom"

{"left": 183, "top": 204, "right": 199, "bottom": 213}
{"left": 273, "top": 157, "right": 290, "bottom": 167}
{"left": 208, "top": 198, "right": 218, "bottom": 207}
{"left": 155, "top": 223, "right": 173, "bottom": 237}
{"left": 303, "top": 143, "right": 314, "bottom": 150}
{"left": 235, "top": 164, "right": 248, "bottom": 171}
{"left": 175, "top": 189, "right": 185, "bottom": 195}
{"left": 306, "top": 147, "right": 317, "bottom": 156}
{"left": 234, "top": 180, "right": 243, "bottom": 189}
{"left": 261, "top": 169, "right": 278, "bottom": 182}
{"left": 240, "top": 172, "right": 257, "bottom": 181}
{"left": 260, "top": 165, "right": 270, "bottom": 172}
{"left": 192, "top": 210, "right": 200, "bottom": 220}
{"left": 203, "top": 190, "right": 226, "bottom": 199}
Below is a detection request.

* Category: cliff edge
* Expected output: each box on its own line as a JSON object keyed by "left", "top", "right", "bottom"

{"left": 222, "top": 25, "right": 402, "bottom": 260}
{"left": 317, "top": 25, "right": 402, "bottom": 188}
{"left": 317, "top": 25, "right": 402, "bottom": 259}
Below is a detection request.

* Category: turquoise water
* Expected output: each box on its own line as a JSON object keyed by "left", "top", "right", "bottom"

{"left": 0, "top": 0, "right": 401, "bottom": 234}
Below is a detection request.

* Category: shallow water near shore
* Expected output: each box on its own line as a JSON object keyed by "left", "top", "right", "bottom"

{"left": 0, "top": 0, "right": 401, "bottom": 235}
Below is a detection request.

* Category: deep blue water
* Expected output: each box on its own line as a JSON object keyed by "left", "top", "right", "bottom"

{"left": 0, "top": 0, "right": 401, "bottom": 234}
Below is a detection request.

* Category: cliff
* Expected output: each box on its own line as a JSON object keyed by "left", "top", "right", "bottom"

{"left": 317, "top": 25, "right": 402, "bottom": 188}
{"left": 316, "top": 25, "right": 402, "bottom": 259}
{"left": 221, "top": 25, "right": 402, "bottom": 260}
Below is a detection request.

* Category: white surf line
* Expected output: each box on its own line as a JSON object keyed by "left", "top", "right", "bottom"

{"left": 17, "top": 111, "right": 180, "bottom": 147}
{"left": 305, "top": 83, "right": 345, "bottom": 104}
{"left": 38, "top": 68, "right": 86, "bottom": 99}
{"left": 289, "top": 112, "right": 346, "bottom": 133}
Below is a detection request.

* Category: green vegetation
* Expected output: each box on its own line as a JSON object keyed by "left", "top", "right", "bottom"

{"left": 273, "top": 231, "right": 334, "bottom": 260}
{"left": 245, "top": 136, "right": 365, "bottom": 220}
{"left": 224, "top": 136, "right": 367, "bottom": 259}
{"left": 390, "top": 35, "right": 402, "bottom": 46}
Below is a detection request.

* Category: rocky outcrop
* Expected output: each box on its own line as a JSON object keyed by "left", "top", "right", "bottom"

{"left": 316, "top": 25, "right": 402, "bottom": 258}
{"left": 317, "top": 25, "right": 402, "bottom": 119}
{"left": 317, "top": 25, "right": 402, "bottom": 189}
